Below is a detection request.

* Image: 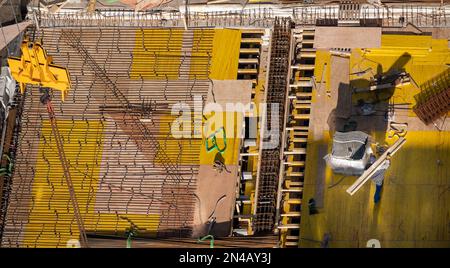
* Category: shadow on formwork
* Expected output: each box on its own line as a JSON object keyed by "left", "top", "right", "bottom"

{"left": 413, "top": 68, "right": 450, "bottom": 125}
{"left": 85, "top": 220, "right": 232, "bottom": 241}
{"left": 328, "top": 53, "right": 411, "bottom": 135}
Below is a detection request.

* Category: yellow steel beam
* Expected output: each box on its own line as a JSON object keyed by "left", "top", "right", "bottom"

{"left": 7, "top": 38, "right": 71, "bottom": 101}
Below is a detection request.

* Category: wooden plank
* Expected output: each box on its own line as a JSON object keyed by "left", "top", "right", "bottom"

{"left": 346, "top": 137, "right": 407, "bottom": 196}
{"left": 238, "top": 68, "right": 258, "bottom": 75}
{"left": 238, "top": 58, "right": 259, "bottom": 64}
{"left": 241, "top": 38, "right": 263, "bottom": 44}
{"left": 239, "top": 48, "right": 260, "bottom": 54}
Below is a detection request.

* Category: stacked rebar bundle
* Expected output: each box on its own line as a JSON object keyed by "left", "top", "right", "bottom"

{"left": 254, "top": 18, "right": 292, "bottom": 232}
{"left": 0, "top": 26, "right": 214, "bottom": 247}
{"left": 33, "top": 5, "right": 450, "bottom": 29}
{"left": 36, "top": 8, "right": 275, "bottom": 28}
{"left": 413, "top": 68, "right": 450, "bottom": 125}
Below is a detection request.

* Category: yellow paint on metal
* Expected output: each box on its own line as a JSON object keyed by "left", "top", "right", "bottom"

{"left": 209, "top": 29, "right": 241, "bottom": 80}
{"left": 23, "top": 120, "right": 159, "bottom": 248}
{"left": 7, "top": 39, "right": 71, "bottom": 101}
{"left": 130, "top": 29, "right": 184, "bottom": 80}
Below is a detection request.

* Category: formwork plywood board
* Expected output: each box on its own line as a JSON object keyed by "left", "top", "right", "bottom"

{"left": 314, "top": 27, "right": 381, "bottom": 49}
{"left": 192, "top": 80, "right": 252, "bottom": 237}
{"left": 209, "top": 29, "right": 242, "bottom": 80}
{"left": 192, "top": 164, "right": 238, "bottom": 238}
{"left": 330, "top": 56, "right": 351, "bottom": 119}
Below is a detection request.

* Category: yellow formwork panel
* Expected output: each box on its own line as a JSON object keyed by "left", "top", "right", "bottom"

{"left": 155, "top": 110, "right": 242, "bottom": 166}
{"left": 189, "top": 29, "right": 215, "bottom": 80}
{"left": 155, "top": 139, "right": 202, "bottom": 164}
{"left": 155, "top": 113, "right": 202, "bottom": 165}
{"left": 130, "top": 28, "right": 240, "bottom": 80}
{"left": 314, "top": 35, "right": 450, "bottom": 111}
{"left": 383, "top": 131, "right": 450, "bottom": 183}
{"left": 308, "top": 130, "right": 446, "bottom": 182}
{"left": 381, "top": 34, "right": 433, "bottom": 48}
{"left": 301, "top": 130, "right": 450, "bottom": 248}
{"left": 209, "top": 29, "right": 242, "bottom": 80}
{"left": 130, "top": 29, "right": 184, "bottom": 80}
{"left": 87, "top": 214, "right": 159, "bottom": 235}
{"left": 199, "top": 111, "right": 242, "bottom": 166}
{"left": 23, "top": 120, "right": 159, "bottom": 248}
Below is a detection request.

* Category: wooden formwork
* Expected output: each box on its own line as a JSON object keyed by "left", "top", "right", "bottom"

{"left": 276, "top": 26, "right": 316, "bottom": 248}
{"left": 253, "top": 18, "right": 293, "bottom": 233}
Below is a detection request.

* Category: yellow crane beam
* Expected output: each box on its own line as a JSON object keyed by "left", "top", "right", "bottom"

{"left": 7, "top": 38, "right": 71, "bottom": 101}
{"left": 87, "top": 0, "right": 96, "bottom": 13}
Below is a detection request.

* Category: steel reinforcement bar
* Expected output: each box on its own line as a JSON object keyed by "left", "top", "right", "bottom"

{"left": 253, "top": 17, "right": 292, "bottom": 233}
{"left": 1, "top": 27, "right": 211, "bottom": 247}
{"left": 413, "top": 68, "right": 450, "bottom": 125}
{"left": 33, "top": 4, "right": 450, "bottom": 28}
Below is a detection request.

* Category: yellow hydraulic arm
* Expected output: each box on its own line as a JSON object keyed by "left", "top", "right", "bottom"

{"left": 87, "top": 0, "right": 96, "bottom": 13}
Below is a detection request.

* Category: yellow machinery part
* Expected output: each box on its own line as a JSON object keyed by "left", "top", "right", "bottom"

{"left": 7, "top": 38, "right": 71, "bottom": 101}
{"left": 87, "top": 0, "right": 96, "bottom": 13}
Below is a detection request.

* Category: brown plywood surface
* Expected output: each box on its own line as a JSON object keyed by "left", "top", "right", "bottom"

{"left": 314, "top": 27, "right": 382, "bottom": 49}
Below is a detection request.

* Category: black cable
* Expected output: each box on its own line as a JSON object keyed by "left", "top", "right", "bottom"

{"left": 328, "top": 175, "right": 347, "bottom": 189}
